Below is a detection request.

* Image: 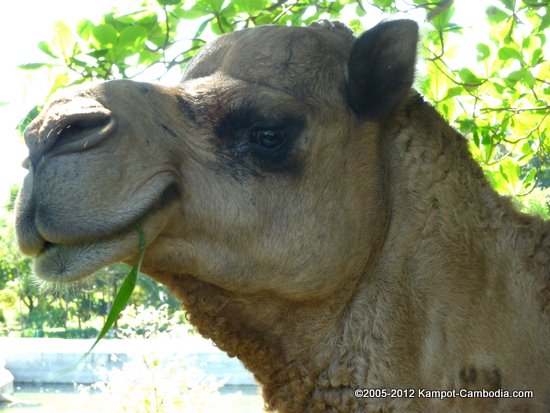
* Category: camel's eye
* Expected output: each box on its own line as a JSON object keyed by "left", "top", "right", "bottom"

{"left": 216, "top": 106, "right": 305, "bottom": 173}
{"left": 250, "top": 128, "right": 287, "bottom": 151}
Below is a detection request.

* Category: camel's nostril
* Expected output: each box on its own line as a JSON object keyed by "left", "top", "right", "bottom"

{"left": 56, "top": 112, "right": 113, "bottom": 144}
{"left": 24, "top": 99, "right": 116, "bottom": 164}
{"left": 44, "top": 109, "right": 116, "bottom": 159}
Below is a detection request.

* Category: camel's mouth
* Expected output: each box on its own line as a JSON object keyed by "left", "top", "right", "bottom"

{"left": 22, "top": 183, "right": 180, "bottom": 283}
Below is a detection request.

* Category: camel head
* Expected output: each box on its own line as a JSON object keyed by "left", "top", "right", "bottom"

{"left": 16, "top": 20, "right": 418, "bottom": 298}
{"left": 15, "top": 19, "right": 550, "bottom": 413}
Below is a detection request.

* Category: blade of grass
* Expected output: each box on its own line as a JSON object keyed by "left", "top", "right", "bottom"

{"left": 83, "top": 224, "right": 146, "bottom": 357}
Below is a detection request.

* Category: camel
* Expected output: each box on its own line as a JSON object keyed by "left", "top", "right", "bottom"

{"left": 15, "top": 20, "right": 550, "bottom": 412}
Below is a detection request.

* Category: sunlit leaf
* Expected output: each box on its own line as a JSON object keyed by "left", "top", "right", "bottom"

{"left": 38, "top": 41, "right": 57, "bottom": 58}
{"left": 428, "top": 2, "right": 454, "bottom": 29}
{"left": 50, "top": 21, "right": 75, "bottom": 59}
{"left": 17, "top": 106, "right": 42, "bottom": 135}
{"left": 172, "top": 5, "right": 212, "bottom": 20}
{"left": 486, "top": 6, "right": 508, "bottom": 23}
{"left": 531, "top": 49, "right": 543, "bottom": 65}
{"left": 93, "top": 24, "right": 118, "bottom": 46}
{"left": 458, "top": 68, "right": 482, "bottom": 85}
{"left": 506, "top": 68, "right": 536, "bottom": 87}
{"left": 498, "top": 46, "right": 523, "bottom": 62}
{"left": 47, "top": 73, "right": 71, "bottom": 98}
{"left": 541, "top": 11, "right": 550, "bottom": 30}
{"left": 203, "top": 0, "right": 224, "bottom": 12}
{"left": 118, "top": 26, "right": 148, "bottom": 49}
{"left": 233, "top": 0, "right": 268, "bottom": 14}
{"left": 77, "top": 19, "right": 94, "bottom": 41}
{"left": 476, "top": 43, "right": 490, "bottom": 61}
{"left": 498, "top": 0, "right": 516, "bottom": 12}
{"left": 87, "top": 49, "right": 110, "bottom": 58}
{"left": 17, "top": 63, "right": 51, "bottom": 70}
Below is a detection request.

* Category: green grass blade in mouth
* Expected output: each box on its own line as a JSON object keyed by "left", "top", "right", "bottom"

{"left": 83, "top": 224, "right": 146, "bottom": 357}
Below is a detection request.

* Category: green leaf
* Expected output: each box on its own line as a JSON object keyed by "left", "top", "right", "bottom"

{"left": 521, "top": 167, "right": 537, "bottom": 189}
{"left": 233, "top": 0, "right": 267, "bottom": 14}
{"left": 202, "top": 0, "right": 224, "bottom": 12}
{"left": 541, "top": 11, "right": 550, "bottom": 30}
{"left": 194, "top": 17, "right": 214, "bottom": 38}
{"left": 171, "top": 5, "right": 209, "bottom": 19}
{"left": 87, "top": 49, "right": 110, "bottom": 59}
{"left": 498, "top": 46, "right": 523, "bottom": 62}
{"left": 51, "top": 21, "right": 75, "bottom": 59}
{"left": 520, "top": 141, "right": 535, "bottom": 157}
{"left": 476, "top": 43, "right": 490, "bottom": 61}
{"left": 17, "top": 63, "right": 51, "bottom": 70}
{"left": 138, "top": 49, "right": 162, "bottom": 65}
{"left": 69, "top": 58, "right": 89, "bottom": 68}
{"left": 17, "top": 106, "right": 42, "bottom": 135}
{"left": 444, "top": 86, "right": 463, "bottom": 100}
{"left": 531, "top": 48, "right": 543, "bottom": 65}
{"left": 84, "top": 226, "right": 146, "bottom": 357}
{"left": 428, "top": 2, "right": 455, "bottom": 29}
{"left": 38, "top": 41, "right": 57, "bottom": 58}
{"left": 486, "top": 6, "right": 509, "bottom": 23}
{"left": 472, "top": 127, "right": 480, "bottom": 148}
{"left": 118, "top": 26, "right": 148, "bottom": 49}
{"left": 373, "top": 0, "right": 394, "bottom": 9}
{"left": 134, "top": 11, "right": 159, "bottom": 29}
{"left": 492, "top": 82, "right": 506, "bottom": 94}
{"left": 506, "top": 68, "right": 535, "bottom": 87}
{"left": 92, "top": 24, "right": 118, "bottom": 46}
{"left": 458, "top": 68, "right": 482, "bottom": 85}
{"left": 77, "top": 19, "right": 94, "bottom": 41}
{"left": 158, "top": 0, "right": 182, "bottom": 5}
{"left": 498, "top": 0, "right": 515, "bottom": 12}
{"left": 47, "top": 73, "right": 70, "bottom": 98}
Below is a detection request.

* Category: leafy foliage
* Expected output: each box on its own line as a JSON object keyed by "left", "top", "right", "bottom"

{"left": 419, "top": 0, "right": 549, "bottom": 203}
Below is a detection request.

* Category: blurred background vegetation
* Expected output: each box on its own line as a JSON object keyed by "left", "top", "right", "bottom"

{"left": 1, "top": 0, "right": 548, "bottom": 338}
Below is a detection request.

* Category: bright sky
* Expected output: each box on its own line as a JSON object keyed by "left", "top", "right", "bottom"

{"left": 0, "top": 0, "right": 499, "bottom": 207}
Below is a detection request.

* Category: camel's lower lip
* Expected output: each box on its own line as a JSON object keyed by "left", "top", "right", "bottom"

{"left": 33, "top": 237, "right": 133, "bottom": 283}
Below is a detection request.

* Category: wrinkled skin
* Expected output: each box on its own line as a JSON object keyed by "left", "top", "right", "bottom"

{"left": 16, "top": 21, "right": 550, "bottom": 412}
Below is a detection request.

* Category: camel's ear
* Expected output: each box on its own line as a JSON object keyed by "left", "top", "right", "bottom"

{"left": 347, "top": 20, "right": 418, "bottom": 119}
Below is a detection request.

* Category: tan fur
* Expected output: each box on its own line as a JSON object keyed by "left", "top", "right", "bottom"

{"left": 16, "top": 21, "right": 549, "bottom": 412}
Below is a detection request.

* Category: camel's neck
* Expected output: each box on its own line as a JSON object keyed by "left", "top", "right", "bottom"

{"left": 370, "top": 96, "right": 550, "bottom": 403}
{"left": 382, "top": 96, "right": 550, "bottom": 316}
{"left": 159, "top": 273, "right": 375, "bottom": 412}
